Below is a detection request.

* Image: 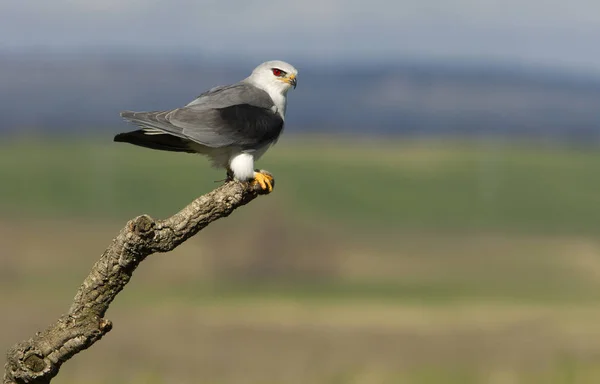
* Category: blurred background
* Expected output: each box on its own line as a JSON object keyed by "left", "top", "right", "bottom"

{"left": 2, "top": 1, "right": 600, "bottom": 383}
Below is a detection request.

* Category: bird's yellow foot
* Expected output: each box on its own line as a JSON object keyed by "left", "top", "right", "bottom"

{"left": 251, "top": 171, "right": 274, "bottom": 193}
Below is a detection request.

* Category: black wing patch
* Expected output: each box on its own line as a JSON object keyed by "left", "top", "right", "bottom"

{"left": 216, "top": 104, "right": 284, "bottom": 149}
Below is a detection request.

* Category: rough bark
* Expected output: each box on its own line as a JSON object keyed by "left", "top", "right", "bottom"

{"left": 3, "top": 178, "right": 271, "bottom": 384}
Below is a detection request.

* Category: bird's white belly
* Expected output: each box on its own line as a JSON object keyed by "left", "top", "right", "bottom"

{"left": 229, "top": 152, "right": 255, "bottom": 180}
{"left": 191, "top": 141, "right": 275, "bottom": 181}
{"left": 229, "top": 143, "right": 273, "bottom": 181}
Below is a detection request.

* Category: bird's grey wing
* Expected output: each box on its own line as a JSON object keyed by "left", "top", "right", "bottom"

{"left": 119, "top": 83, "right": 283, "bottom": 149}
{"left": 119, "top": 110, "right": 188, "bottom": 139}
{"left": 172, "top": 103, "right": 284, "bottom": 148}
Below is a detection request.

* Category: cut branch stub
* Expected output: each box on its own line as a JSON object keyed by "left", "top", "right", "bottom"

{"left": 4, "top": 178, "right": 271, "bottom": 384}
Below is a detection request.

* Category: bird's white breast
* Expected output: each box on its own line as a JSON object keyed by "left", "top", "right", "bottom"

{"left": 269, "top": 92, "right": 287, "bottom": 119}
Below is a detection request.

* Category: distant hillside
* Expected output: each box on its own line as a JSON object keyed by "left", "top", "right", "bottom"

{"left": 1, "top": 51, "right": 600, "bottom": 140}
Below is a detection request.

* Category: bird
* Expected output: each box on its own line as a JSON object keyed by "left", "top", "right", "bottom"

{"left": 114, "top": 60, "right": 298, "bottom": 192}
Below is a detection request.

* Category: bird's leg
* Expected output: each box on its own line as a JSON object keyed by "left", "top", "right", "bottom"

{"left": 226, "top": 167, "right": 234, "bottom": 182}
{"left": 251, "top": 169, "right": 274, "bottom": 193}
{"left": 215, "top": 167, "right": 235, "bottom": 183}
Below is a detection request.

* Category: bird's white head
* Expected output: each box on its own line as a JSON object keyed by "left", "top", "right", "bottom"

{"left": 246, "top": 60, "right": 298, "bottom": 96}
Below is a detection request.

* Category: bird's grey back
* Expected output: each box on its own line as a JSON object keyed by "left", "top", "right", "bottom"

{"left": 186, "top": 81, "right": 275, "bottom": 110}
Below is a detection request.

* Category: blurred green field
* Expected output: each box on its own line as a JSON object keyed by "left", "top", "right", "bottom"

{"left": 2, "top": 136, "right": 600, "bottom": 383}
{"left": 2, "top": 136, "right": 600, "bottom": 233}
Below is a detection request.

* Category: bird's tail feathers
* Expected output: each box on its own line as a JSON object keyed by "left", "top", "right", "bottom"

{"left": 114, "top": 130, "right": 196, "bottom": 153}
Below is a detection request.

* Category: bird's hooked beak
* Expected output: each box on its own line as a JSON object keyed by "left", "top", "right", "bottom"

{"left": 288, "top": 74, "right": 297, "bottom": 89}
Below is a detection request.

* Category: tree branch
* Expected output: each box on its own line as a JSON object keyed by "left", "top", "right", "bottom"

{"left": 4, "top": 178, "right": 271, "bottom": 384}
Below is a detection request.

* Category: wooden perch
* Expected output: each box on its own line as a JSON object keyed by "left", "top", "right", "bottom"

{"left": 3, "top": 178, "right": 272, "bottom": 384}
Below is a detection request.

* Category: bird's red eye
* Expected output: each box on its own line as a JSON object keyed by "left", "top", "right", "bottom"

{"left": 272, "top": 68, "right": 283, "bottom": 77}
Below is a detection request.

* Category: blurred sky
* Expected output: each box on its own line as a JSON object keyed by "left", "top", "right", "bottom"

{"left": 1, "top": 0, "right": 599, "bottom": 74}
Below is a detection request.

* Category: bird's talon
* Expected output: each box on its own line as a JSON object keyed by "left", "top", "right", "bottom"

{"left": 251, "top": 172, "right": 274, "bottom": 193}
